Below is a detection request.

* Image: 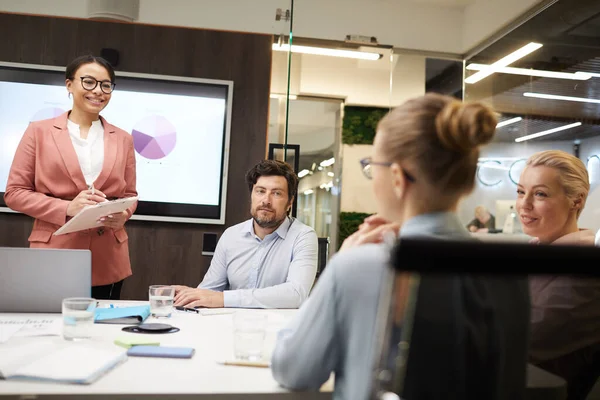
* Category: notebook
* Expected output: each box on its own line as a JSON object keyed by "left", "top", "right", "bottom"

{"left": 54, "top": 196, "right": 138, "bottom": 235}
{"left": 94, "top": 305, "right": 151, "bottom": 324}
{"left": 0, "top": 341, "right": 127, "bottom": 384}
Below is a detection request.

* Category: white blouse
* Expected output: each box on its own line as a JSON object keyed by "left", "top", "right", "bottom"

{"left": 67, "top": 119, "right": 104, "bottom": 186}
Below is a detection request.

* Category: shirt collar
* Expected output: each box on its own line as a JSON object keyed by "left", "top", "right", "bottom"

{"left": 242, "top": 216, "right": 293, "bottom": 240}
{"left": 400, "top": 211, "right": 468, "bottom": 238}
{"left": 67, "top": 118, "right": 103, "bottom": 136}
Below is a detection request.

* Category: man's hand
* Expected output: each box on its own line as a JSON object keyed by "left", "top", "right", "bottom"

{"left": 339, "top": 214, "right": 400, "bottom": 252}
{"left": 174, "top": 287, "right": 224, "bottom": 308}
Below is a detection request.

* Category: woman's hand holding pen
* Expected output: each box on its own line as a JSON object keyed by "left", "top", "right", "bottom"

{"left": 66, "top": 189, "right": 107, "bottom": 217}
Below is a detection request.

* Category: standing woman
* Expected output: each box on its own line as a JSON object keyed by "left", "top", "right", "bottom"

{"left": 4, "top": 55, "right": 137, "bottom": 300}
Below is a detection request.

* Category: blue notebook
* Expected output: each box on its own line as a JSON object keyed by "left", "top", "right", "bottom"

{"left": 94, "top": 305, "right": 150, "bottom": 324}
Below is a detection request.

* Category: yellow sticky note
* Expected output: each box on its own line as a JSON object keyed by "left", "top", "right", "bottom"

{"left": 114, "top": 336, "right": 160, "bottom": 349}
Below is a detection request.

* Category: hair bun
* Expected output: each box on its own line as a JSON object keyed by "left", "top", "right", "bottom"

{"left": 434, "top": 100, "right": 497, "bottom": 155}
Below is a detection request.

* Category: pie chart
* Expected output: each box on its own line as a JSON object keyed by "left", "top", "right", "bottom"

{"left": 132, "top": 115, "right": 177, "bottom": 160}
{"left": 31, "top": 107, "right": 65, "bottom": 122}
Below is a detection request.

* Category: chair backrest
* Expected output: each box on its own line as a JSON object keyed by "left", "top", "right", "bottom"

{"left": 316, "top": 237, "right": 329, "bottom": 278}
{"left": 370, "top": 237, "right": 600, "bottom": 400}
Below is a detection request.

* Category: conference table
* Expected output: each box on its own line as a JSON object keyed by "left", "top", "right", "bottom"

{"left": 0, "top": 301, "right": 567, "bottom": 400}
{"left": 0, "top": 301, "right": 333, "bottom": 399}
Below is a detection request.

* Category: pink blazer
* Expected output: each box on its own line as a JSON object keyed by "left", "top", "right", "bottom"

{"left": 4, "top": 112, "right": 137, "bottom": 286}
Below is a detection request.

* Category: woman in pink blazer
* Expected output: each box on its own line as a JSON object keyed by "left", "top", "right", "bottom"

{"left": 4, "top": 55, "right": 137, "bottom": 300}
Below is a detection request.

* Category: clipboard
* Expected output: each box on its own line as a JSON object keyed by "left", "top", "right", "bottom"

{"left": 53, "top": 196, "right": 138, "bottom": 236}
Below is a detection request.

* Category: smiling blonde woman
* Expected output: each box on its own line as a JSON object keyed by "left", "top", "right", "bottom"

{"left": 517, "top": 149, "right": 600, "bottom": 400}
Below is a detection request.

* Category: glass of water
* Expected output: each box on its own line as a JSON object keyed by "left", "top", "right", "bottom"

{"left": 62, "top": 297, "right": 96, "bottom": 341}
{"left": 149, "top": 285, "right": 175, "bottom": 318}
{"left": 233, "top": 312, "right": 267, "bottom": 361}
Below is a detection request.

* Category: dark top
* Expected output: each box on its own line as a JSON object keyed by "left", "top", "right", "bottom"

{"left": 467, "top": 214, "right": 496, "bottom": 231}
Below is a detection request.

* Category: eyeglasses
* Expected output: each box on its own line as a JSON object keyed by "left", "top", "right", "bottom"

{"left": 359, "top": 157, "right": 416, "bottom": 182}
{"left": 80, "top": 76, "right": 116, "bottom": 94}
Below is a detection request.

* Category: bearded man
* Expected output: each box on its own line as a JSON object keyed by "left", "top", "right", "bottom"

{"left": 173, "top": 160, "right": 318, "bottom": 309}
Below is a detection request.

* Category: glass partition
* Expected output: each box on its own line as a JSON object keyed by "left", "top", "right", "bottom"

{"left": 462, "top": 0, "right": 600, "bottom": 237}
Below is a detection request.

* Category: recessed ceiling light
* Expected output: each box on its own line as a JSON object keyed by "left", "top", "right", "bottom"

{"left": 466, "top": 64, "right": 590, "bottom": 81}
{"left": 272, "top": 44, "right": 382, "bottom": 61}
{"left": 523, "top": 92, "right": 600, "bottom": 104}
{"left": 515, "top": 122, "right": 582, "bottom": 143}
{"left": 496, "top": 117, "right": 522, "bottom": 128}
{"left": 465, "top": 42, "right": 543, "bottom": 84}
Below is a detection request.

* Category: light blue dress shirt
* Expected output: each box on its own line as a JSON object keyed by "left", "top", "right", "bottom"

{"left": 270, "top": 212, "right": 474, "bottom": 400}
{"left": 198, "top": 216, "right": 318, "bottom": 309}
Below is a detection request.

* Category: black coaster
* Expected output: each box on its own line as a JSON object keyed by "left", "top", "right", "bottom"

{"left": 122, "top": 323, "right": 180, "bottom": 334}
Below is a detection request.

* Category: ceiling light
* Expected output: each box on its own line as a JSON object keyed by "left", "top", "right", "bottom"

{"left": 272, "top": 43, "right": 382, "bottom": 61}
{"left": 303, "top": 189, "right": 314, "bottom": 195}
{"left": 496, "top": 117, "right": 522, "bottom": 128}
{"left": 466, "top": 64, "right": 590, "bottom": 81}
{"left": 319, "top": 157, "right": 335, "bottom": 167}
{"left": 298, "top": 169, "right": 309, "bottom": 178}
{"left": 465, "top": 42, "right": 543, "bottom": 84}
{"left": 575, "top": 72, "right": 600, "bottom": 78}
{"left": 523, "top": 92, "right": 600, "bottom": 104}
{"left": 515, "top": 122, "right": 582, "bottom": 143}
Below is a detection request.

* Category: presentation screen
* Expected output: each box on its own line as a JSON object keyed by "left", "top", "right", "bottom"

{"left": 0, "top": 62, "right": 232, "bottom": 224}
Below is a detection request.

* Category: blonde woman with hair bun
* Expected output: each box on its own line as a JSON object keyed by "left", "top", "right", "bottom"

{"left": 271, "top": 93, "right": 531, "bottom": 400}
{"left": 518, "top": 149, "right": 600, "bottom": 400}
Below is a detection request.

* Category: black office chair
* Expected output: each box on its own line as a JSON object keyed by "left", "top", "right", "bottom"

{"left": 370, "top": 238, "right": 599, "bottom": 400}
{"left": 315, "top": 237, "right": 329, "bottom": 280}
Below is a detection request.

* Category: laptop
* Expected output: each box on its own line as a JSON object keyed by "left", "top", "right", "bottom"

{"left": 0, "top": 247, "right": 91, "bottom": 313}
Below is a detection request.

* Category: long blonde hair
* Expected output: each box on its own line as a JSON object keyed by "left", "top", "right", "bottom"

{"left": 525, "top": 150, "right": 589, "bottom": 218}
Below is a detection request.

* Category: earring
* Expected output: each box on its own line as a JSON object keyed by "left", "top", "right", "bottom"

{"left": 67, "top": 92, "right": 72, "bottom": 99}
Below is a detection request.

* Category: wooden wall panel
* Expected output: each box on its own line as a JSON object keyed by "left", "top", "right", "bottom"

{"left": 0, "top": 13, "right": 271, "bottom": 300}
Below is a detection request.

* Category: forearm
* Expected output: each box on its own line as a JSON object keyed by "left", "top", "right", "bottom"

{"left": 4, "top": 188, "right": 70, "bottom": 226}
{"left": 224, "top": 281, "right": 309, "bottom": 309}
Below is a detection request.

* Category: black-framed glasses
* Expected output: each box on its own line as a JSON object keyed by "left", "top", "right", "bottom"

{"left": 80, "top": 76, "right": 116, "bottom": 94}
{"left": 360, "top": 157, "right": 416, "bottom": 182}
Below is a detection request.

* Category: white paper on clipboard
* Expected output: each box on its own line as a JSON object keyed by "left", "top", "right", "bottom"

{"left": 53, "top": 196, "right": 138, "bottom": 236}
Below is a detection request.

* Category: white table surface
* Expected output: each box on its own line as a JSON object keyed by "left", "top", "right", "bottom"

{"left": 0, "top": 301, "right": 333, "bottom": 399}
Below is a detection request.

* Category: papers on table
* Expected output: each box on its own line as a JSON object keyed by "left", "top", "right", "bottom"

{"left": 0, "top": 317, "right": 61, "bottom": 343}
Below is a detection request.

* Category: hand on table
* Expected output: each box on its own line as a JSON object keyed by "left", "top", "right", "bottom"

{"left": 173, "top": 286, "right": 224, "bottom": 308}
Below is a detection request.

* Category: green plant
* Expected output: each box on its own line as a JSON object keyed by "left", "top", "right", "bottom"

{"left": 342, "top": 106, "right": 388, "bottom": 145}
{"left": 338, "top": 211, "right": 373, "bottom": 249}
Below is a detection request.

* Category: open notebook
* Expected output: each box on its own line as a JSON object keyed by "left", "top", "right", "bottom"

{"left": 0, "top": 341, "right": 127, "bottom": 384}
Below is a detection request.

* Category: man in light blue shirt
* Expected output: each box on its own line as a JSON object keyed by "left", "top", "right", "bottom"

{"left": 173, "top": 160, "right": 318, "bottom": 309}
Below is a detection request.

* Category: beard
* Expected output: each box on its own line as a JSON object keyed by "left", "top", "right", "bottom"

{"left": 251, "top": 207, "right": 286, "bottom": 229}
